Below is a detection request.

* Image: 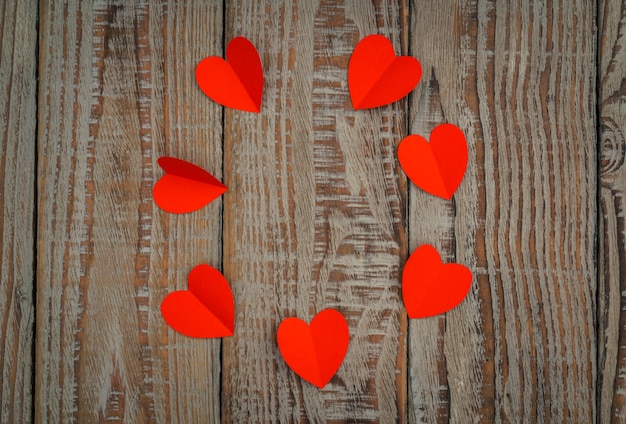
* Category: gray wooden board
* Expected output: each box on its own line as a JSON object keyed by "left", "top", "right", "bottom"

{"left": 598, "top": 0, "right": 626, "bottom": 422}
{"left": 221, "top": 0, "right": 408, "bottom": 422}
{"left": 0, "top": 0, "right": 37, "bottom": 422}
{"left": 36, "top": 1, "right": 223, "bottom": 422}
{"left": 408, "top": 0, "right": 597, "bottom": 422}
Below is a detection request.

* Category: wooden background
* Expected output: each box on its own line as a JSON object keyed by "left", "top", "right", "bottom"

{"left": 0, "top": 0, "right": 623, "bottom": 422}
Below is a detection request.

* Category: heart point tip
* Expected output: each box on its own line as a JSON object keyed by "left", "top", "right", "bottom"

{"left": 312, "top": 380, "right": 328, "bottom": 389}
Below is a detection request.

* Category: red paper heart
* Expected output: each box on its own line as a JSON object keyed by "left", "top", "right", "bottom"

{"left": 348, "top": 34, "right": 422, "bottom": 109}
{"left": 277, "top": 309, "right": 349, "bottom": 388}
{"left": 153, "top": 156, "right": 227, "bottom": 214}
{"left": 398, "top": 123, "right": 468, "bottom": 200}
{"left": 195, "top": 36, "right": 263, "bottom": 112}
{"left": 161, "top": 264, "right": 234, "bottom": 338}
{"left": 402, "top": 244, "right": 472, "bottom": 318}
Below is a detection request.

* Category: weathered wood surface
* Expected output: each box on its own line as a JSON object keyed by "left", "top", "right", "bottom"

{"left": 408, "top": 1, "right": 597, "bottom": 422}
{"left": 598, "top": 0, "right": 626, "bottom": 422}
{"left": 0, "top": 0, "right": 37, "bottom": 422}
{"left": 36, "top": 1, "right": 223, "bottom": 422}
{"left": 0, "top": 0, "right": 618, "bottom": 422}
{"left": 221, "top": 0, "right": 407, "bottom": 422}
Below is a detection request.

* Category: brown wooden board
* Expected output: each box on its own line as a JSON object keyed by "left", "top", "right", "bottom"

{"left": 598, "top": 0, "right": 626, "bottom": 422}
{"left": 221, "top": 0, "right": 408, "bottom": 422}
{"left": 408, "top": 1, "right": 597, "bottom": 422}
{"left": 35, "top": 1, "right": 223, "bottom": 422}
{"left": 0, "top": 0, "right": 37, "bottom": 422}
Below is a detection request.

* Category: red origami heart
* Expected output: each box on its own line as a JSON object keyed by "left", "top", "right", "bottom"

{"left": 402, "top": 244, "right": 472, "bottom": 318}
{"left": 398, "top": 123, "right": 468, "bottom": 200}
{"left": 153, "top": 156, "right": 227, "bottom": 214}
{"left": 161, "top": 264, "right": 234, "bottom": 338}
{"left": 348, "top": 34, "right": 422, "bottom": 109}
{"left": 195, "top": 36, "right": 263, "bottom": 112}
{"left": 277, "top": 308, "right": 349, "bottom": 388}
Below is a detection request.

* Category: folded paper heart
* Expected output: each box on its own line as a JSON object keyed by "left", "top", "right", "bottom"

{"left": 402, "top": 244, "right": 472, "bottom": 318}
{"left": 348, "top": 34, "right": 422, "bottom": 109}
{"left": 277, "top": 308, "right": 349, "bottom": 388}
{"left": 196, "top": 36, "right": 263, "bottom": 112}
{"left": 398, "top": 123, "right": 468, "bottom": 200}
{"left": 161, "top": 264, "right": 234, "bottom": 338}
{"left": 153, "top": 156, "right": 227, "bottom": 214}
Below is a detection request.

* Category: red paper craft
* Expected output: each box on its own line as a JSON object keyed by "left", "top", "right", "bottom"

{"left": 153, "top": 156, "right": 227, "bottom": 214}
{"left": 161, "top": 264, "right": 234, "bottom": 338}
{"left": 277, "top": 308, "right": 349, "bottom": 388}
{"left": 195, "top": 36, "right": 263, "bottom": 112}
{"left": 398, "top": 123, "right": 468, "bottom": 200}
{"left": 402, "top": 244, "right": 472, "bottom": 318}
{"left": 348, "top": 34, "right": 422, "bottom": 109}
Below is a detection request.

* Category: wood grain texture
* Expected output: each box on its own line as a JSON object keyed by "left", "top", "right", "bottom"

{"left": 408, "top": 1, "right": 597, "bottom": 422}
{"left": 220, "top": 3, "right": 319, "bottom": 420}
{"left": 0, "top": 0, "right": 37, "bottom": 422}
{"left": 35, "top": 1, "right": 223, "bottom": 422}
{"left": 0, "top": 0, "right": 608, "bottom": 421}
{"left": 221, "top": 0, "right": 408, "bottom": 422}
{"left": 311, "top": 1, "right": 408, "bottom": 421}
{"left": 598, "top": 0, "right": 626, "bottom": 422}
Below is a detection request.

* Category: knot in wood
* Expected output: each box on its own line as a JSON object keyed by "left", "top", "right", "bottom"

{"left": 600, "top": 117, "right": 625, "bottom": 178}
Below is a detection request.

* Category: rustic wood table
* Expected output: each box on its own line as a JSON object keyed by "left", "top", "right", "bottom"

{"left": 1, "top": 0, "right": 624, "bottom": 422}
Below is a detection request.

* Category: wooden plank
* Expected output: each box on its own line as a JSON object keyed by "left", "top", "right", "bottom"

{"left": 35, "top": 1, "right": 223, "bottom": 422}
{"left": 0, "top": 0, "right": 37, "bottom": 422}
{"left": 597, "top": 0, "right": 626, "bottom": 422}
{"left": 221, "top": 0, "right": 408, "bottom": 421}
{"left": 408, "top": 1, "right": 597, "bottom": 422}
